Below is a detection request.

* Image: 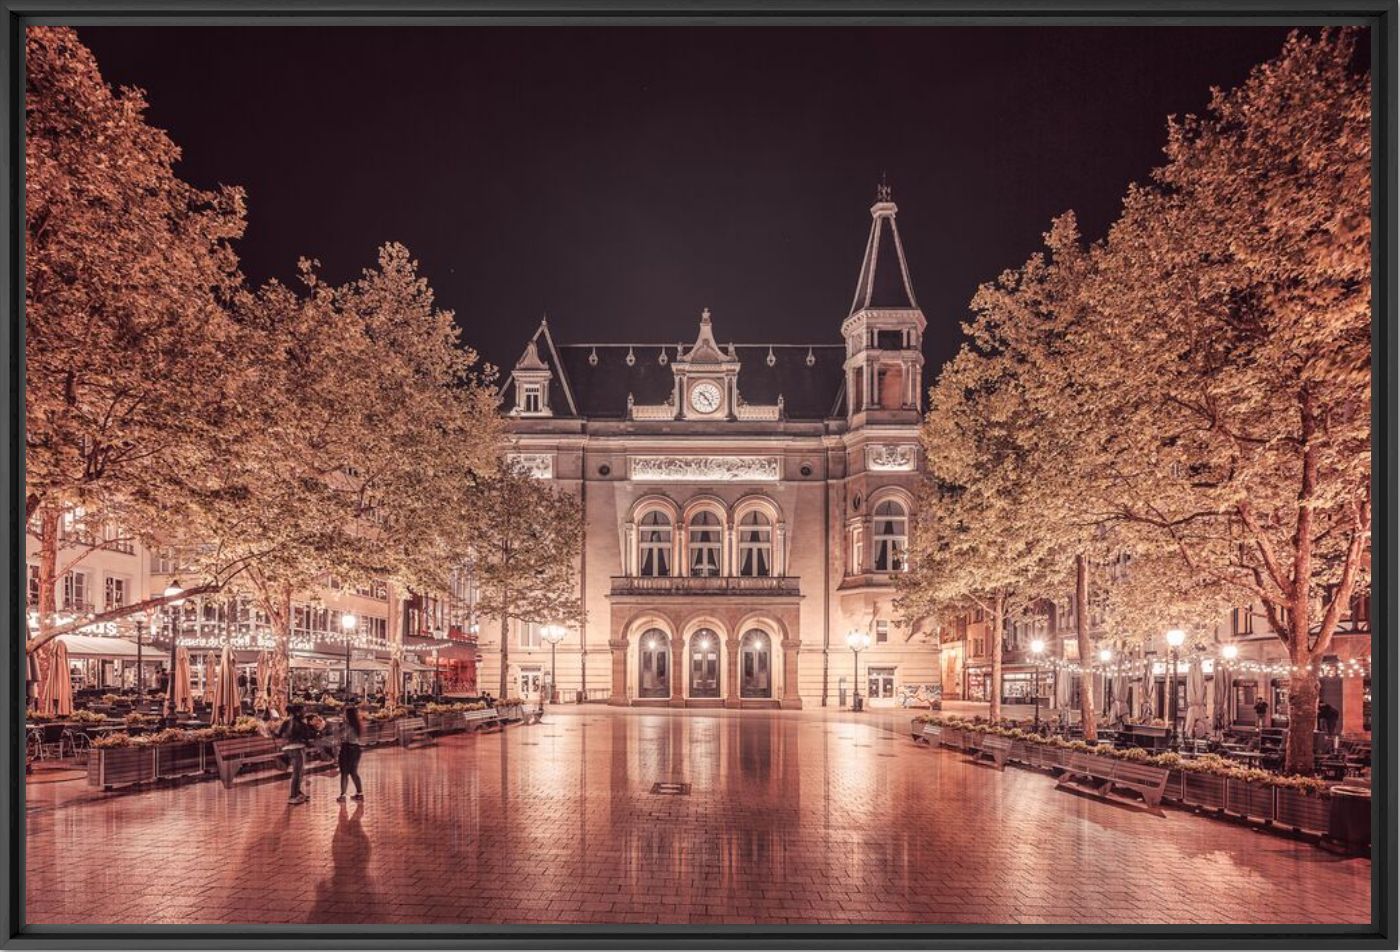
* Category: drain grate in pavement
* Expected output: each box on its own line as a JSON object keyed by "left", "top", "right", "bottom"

{"left": 650, "top": 781, "right": 691, "bottom": 796}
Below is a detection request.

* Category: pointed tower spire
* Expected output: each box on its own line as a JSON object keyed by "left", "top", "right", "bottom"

{"left": 849, "top": 180, "right": 918, "bottom": 317}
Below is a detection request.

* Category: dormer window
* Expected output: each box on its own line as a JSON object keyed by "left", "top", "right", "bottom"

{"left": 522, "top": 384, "right": 542, "bottom": 414}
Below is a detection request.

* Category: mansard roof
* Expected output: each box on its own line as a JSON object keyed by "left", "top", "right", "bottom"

{"left": 543, "top": 342, "right": 847, "bottom": 421}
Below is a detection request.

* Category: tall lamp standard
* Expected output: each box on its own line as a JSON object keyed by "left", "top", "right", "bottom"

{"left": 1029, "top": 638, "right": 1046, "bottom": 730}
{"left": 431, "top": 625, "right": 446, "bottom": 700}
{"left": 541, "top": 624, "right": 566, "bottom": 705}
{"left": 846, "top": 630, "right": 871, "bottom": 712}
{"left": 340, "top": 612, "right": 358, "bottom": 701}
{"left": 1165, "top": 627, "right": 1186, "bottom": 749}
{"left": 134, "top": 619, "right": 146, "bottom": 695}
{"left": 163, "top": 581, "right": 185, "bottom": 725}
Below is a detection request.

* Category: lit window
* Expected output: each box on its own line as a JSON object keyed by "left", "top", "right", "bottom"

{"left": 872, "top": 499, "right": 908, "bottom": 572}
{"left": 520, "top": 621, "right": 543, "bottom": 649}
{"left": 62, "top": 571, "right": 90, "bottom": 611}
{"left": 737, "top": 510, "right": 772, "bottom": 577}
{"left": 687, "top": 510, "right": 723, "bottom": 577}
{"left": 850, "top": 525, "right": 864, "bottom": 574}
{"left": 875, "top": 619, "right": 889, "bottom": 643}
{"left": 522, "top": 384, "right": 543, "bottom": 414}
{"left": 104, "top": 576, "right": 128, "bottom": 610}
{"left": 638, "top": 511, "right": 672, "bottom": 577}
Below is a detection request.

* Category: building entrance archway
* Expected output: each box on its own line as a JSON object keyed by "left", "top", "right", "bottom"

{"left": 740, "top": 629, "right": 773, "bottom": 698}
{"left": 638, "top": 628, "right": 671, "bottom": 698}
{"left": 689, "top": 629, "right": 721, "bottom": 698}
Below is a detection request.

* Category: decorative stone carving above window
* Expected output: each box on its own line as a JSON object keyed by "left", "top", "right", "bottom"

{"left": 507, "top": 453, "right": 554, "bottom": 479}
{"left": 629, "top": 456, "right": 780, "bottom": 482}
{"left": 865, "top": 444, "right": 917, "bottom": 472}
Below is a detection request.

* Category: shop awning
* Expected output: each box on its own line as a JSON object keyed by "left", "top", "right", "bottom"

{"left": 55, "top": 634, "right": 144, "bottom": 658}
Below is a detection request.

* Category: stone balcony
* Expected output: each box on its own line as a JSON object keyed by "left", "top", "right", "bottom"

{"left": 609, "top": 576, "right": 801, "bottom": 597}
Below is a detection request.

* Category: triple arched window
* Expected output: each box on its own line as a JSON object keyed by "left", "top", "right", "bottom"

{"left": 630, "top": 500, "right": 782, "bottom": 578}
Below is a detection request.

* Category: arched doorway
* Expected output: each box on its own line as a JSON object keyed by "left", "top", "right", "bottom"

{"left": 740, "top": 629, "right": 772, "bottom": 698}
{"left": 689, "top": 629, "right": 721, "bottom": 698}
{"left": 638, "top": 628, "right": 670, "bottom": 698}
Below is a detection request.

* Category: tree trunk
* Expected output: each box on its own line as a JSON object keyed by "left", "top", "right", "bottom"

{"left": 264, "top": 583, "right": 292, "bottom": 715}
{"left": 1284, "top": 597, "right": 1319, "bottom": 775}
{"left": 34, "top": 504, "right": 60, "bottom": 656}
{"left": 498, "top": 613, "right": 510, "bottom": 699}
{"left": 1075, "top": 555, "right": 1097, "bottom": 742}
{"left": 988, "top": 592, "right": 1004, "bottom": 722}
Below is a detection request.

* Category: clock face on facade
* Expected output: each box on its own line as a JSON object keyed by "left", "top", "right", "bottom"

{"left": 689, "top": 381, "right": 722, "bottom": 414}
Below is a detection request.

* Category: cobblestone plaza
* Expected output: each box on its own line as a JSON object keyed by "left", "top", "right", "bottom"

{"left": 25, "top": 709, "right": 1371, "bottom": 927}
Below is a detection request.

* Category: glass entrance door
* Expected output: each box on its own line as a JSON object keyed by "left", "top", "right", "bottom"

{"left": 868, "top": 667, "right": 896, "bottom": 699}
{"left": 740, "top": 629, "right": 772, "bottom": 698}
{"left": 689, "top": 630, "right": 720, "bottom": 698}
{"left": 639, "top": 629, "right": 670, "bottom": 698}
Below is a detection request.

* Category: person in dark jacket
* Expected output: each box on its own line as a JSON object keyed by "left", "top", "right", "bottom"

{"left": 277, "top": 704, "right": 315, "bottom": 804}
{"left": 1318, "top": 701, "right": 1340, "bottom": 735}
{"left": 337, "top": 705, "right": 365, "bottom": 802}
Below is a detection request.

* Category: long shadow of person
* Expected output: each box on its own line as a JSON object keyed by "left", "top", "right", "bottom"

{"left": 307, "top": 801, "right": 374, "bottom": 922}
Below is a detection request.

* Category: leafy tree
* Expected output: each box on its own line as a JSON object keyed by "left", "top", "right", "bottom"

{"left": 463, "top": 461, "right": 584, "bottom": 698}
{"left": 24, "top": 26, "right": 246, "bottom": 652}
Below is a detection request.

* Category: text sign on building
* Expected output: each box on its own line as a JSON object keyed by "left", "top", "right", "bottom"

{"left": 629, "top": 455, "right": 780, "bottom": 482}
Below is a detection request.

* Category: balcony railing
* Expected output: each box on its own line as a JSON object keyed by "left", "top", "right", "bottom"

{"left": 610, "top": 576, "right": 800, "bottom": 596}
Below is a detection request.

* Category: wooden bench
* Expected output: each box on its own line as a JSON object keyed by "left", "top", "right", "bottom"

{"left": 521, "top": 708, "right": 544, "bottom": 726}
{"left": 398, "top": 716, "right": 435, "bottom": 749}
{"left": 463, "top": 708, "right": 505, "bottom": 733}
{"left": 1056, "top": 752, "right": 1170, "bottom": 809}
{"left": 912, "top": 722, "right": 941, "bottom": 745}
{"left": 967, "top": 734, "right": 1012, "bottom": 770}
{"left": 213, "top": 736, "right": 286, "bottom": 788}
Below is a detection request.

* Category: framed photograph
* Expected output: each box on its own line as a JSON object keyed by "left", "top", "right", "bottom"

{"left": 4, "top": 1, "right": 1394, "bottom": 949}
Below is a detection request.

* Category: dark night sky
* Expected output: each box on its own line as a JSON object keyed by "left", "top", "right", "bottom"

{"left": 79, "top": 25, "right": 1301, "bottom": 378}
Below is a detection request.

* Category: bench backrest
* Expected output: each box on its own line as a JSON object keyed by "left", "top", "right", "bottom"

{"left": 981, "top": 735, "right": 1012, "bottom": 751}
{"left": 213, "top": 736, "right": 278, "bottom": 761}
{"left": 399, "top": 717, "right": 427, "bottom": 731}
{"left": 1112, "top": 761, "right": 1169, "bottom": 786}
{"left": 923, "top": 723, "right": 943, "bottom": 736}
{"left": 464, "top": 708, "right": 498, "bottom": 719}
{"left": 1064, "top": 751, "right": 1102, "bottom": 774}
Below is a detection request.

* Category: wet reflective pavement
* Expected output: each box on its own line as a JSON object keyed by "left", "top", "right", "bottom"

{"left": 26, "top": 709, "right": 1371, "bottom": 925}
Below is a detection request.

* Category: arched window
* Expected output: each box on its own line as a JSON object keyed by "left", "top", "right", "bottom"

{"left": 872, "top": 499, "right": 907, "bottom": 572}
{"left": 687, "top": 510, "right": 723, "bottom": 577}
{"left": 737, "top": 510, "right": 773, "bottom": 577}
{"left": 638, "top": 510, "right": 672, "bottom": 577}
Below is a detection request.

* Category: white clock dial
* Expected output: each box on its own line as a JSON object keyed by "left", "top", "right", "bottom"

{"left": 689, "top": 381, "right": 722, "bottom": 414}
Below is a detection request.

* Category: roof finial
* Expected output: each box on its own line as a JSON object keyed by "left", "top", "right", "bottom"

{"left": 876, "top": 172, "right": 892, "bottom": 204}
{"left": 701, "top": 306, "right": 711, "bottom": 323}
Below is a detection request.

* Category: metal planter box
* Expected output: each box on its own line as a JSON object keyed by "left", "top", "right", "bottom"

{"left": 1226, "top": 779, "right": 1276, "bottom": 821}
{"left": 154, "top": 742, "right": 205, "bottom": 779}
{"left": 499, "top": 704, "right": 524, "bottom": 723}
{"left": 1275, "top": 788, "right": 1332, "bottom": 833}
{"left": 87, "top": 746, "right": 157, "bottom": 788}
{"left": 1182, "top": 771, "right": 1228, "bottom": 810}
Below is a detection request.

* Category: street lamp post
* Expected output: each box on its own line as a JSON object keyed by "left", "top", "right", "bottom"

{"left": 134, "top": 619, "right": 145, "bottom": 694}
{"left": 340, "top": 612, "right": 358, "bottom": 701}
{"left": 541, "top": 624, "right": 566, "bottom": 705}
{"left": 845, "top": 630, "right": 871, "bottom": 712}
{"left": 1166, "top": 628, "right": 1186, "bottom": 749}
{"left": 163, "top": 581, "right": 185, "bottom": 725}
{"left": 431, "top": 625, "right": 446, "bottom": 700}
{"left": 1030, "top": 638, "right": 1046, "bottom": 730}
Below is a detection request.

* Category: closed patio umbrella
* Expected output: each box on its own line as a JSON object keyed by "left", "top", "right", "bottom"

{"left": 1110, "top": 673, "right": 1129, "bottom": 727}
{"left": 1138, "top": 660, "right": 1158, "bottom": 722}
{"left": 1213, "top": 661, "right": 1232, "bottom": 731}
{"left": 203, "top": 652, "right": 218, "bottom": 702}
{"left": 45, "top": 639, "right": 74, "bottom": 717}
{"left": 1184, "top": 659, "right": 1208, "bottom": 739}
{"left": 387, "top": 656, "right": 402, "bottom": 708}
{"left": 173, "top": 647, "right": 193, "bottom": 714}
{"left": 255, "top": 652, "right": 270, "bottom": 707}
{"left": 214, "top": 644, "right": 240, "bottom": 725}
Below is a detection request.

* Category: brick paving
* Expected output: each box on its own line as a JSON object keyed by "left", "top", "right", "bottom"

{"left": 25, "top": 708, "right": 1371, "bottom": 926}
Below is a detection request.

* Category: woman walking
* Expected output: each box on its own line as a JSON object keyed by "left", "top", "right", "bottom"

{"left": 337, "top": 703, "right": 365, "bottom": 802}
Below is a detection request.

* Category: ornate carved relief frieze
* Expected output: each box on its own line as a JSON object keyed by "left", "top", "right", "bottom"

{"left": 629, "top": 455, "right": 780, "bottom": 482}
{"left": 507, "top": 453, "right": 555, "bottom": 479}
{"left": 864, "top": 444, "right": 917, "bottom": 472}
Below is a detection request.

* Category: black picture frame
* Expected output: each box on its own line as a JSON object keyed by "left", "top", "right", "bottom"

{"left": 1, "top": 1, "right": 1394, "bottom": 948}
